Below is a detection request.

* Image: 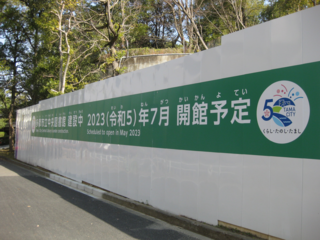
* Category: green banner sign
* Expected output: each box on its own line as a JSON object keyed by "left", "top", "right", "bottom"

{"left": 31, "top": 61, "right": 320, "bottom": 159}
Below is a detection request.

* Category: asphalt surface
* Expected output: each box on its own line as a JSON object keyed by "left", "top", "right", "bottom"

{"left": 0, "top": 158, "right": 213, "bottom": 240}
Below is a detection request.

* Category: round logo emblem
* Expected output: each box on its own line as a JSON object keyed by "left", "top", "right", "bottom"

{"left": 32, "top": 116, "right": 36, "bottom": 133}
{"left": 257, "top": 80, "right": 310, "bottom": 144}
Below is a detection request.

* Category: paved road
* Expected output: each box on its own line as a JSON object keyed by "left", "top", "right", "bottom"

{"left": 0, "top": 158, "right": 212, "bottom": 240}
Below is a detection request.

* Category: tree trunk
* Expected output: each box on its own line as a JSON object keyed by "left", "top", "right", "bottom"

{"left": 59, "top": 17, "right": 64, "bottom": 92}
{"left": 111, "top": 46, "right": 119, "bottom": 77}
{"left": 9, "top": 52, "right": 18, "bottom": 152}
{"left": 8, "top": 105, "right": 14, "bottom": 152}
{"left": 59, "top": 51, "right": 64, "bottom": 92}
{"left": 9, "top": 84, "right": 15, "bottom": 152}
{"left": 58, "top": 2, "right": 65, "bottom": 93}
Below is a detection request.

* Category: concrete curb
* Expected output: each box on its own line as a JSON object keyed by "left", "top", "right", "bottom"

{"left": 0, "top": 156, "right": 260, "bottom": 240}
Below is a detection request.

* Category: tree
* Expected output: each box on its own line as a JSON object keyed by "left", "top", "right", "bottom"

{"left": 51, "top": 0, "right": 79, "bottom": 93}
{"left": 136, "top": 0, "right": 177, "bottom": 48}
{"left": 47, "top": 0, "right": 107, "bottom": 94}
{"left": 0, "top": 2, "right": 27, "bottom": 151}
{"left": 166, "top": 0, "right": 209, "bottom": 50}
{"left": 19, "top": 0, "right": 57, "bottom": 104}
{"left": 261, "top": 0, "right": 319, "bottom": 21}
{"left": 76, "top": 0, "right": 141, "bottom": 76}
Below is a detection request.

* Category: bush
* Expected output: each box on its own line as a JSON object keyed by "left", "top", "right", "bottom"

{"left": 0, "top": 137, "right": 9, "bottom": 145}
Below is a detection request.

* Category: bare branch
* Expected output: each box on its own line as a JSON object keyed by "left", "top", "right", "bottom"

{"left": 72, "top": 68, "right": 101, "bottom": 86}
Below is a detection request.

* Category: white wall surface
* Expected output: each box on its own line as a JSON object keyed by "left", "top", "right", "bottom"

{"left": 16, "top": 6, "right": 320, "bottom": 240}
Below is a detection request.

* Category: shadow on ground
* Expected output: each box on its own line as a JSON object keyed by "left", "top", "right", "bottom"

{"left": 0, "top": 158, "right": 203, "bottom": 240}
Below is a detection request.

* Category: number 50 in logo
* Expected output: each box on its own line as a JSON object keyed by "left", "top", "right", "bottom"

{"left": 257, "top": 81, "right": 310, "bottom": 144}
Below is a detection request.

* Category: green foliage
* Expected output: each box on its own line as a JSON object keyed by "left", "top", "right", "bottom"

{"left": 0, "top": 119, "right": 8, "bottom": 130}
{"left": 128, "top": 24, "right": 149, "bottom": 47}
{"left": 261, "top": 0, "right": 319, "bottom": 21}
{"left": 116, "top": 66, "right": 127, "bottom": 75}
{"left": 64, "top": 84, "right": 75, "bottom": 93}
{"left": 247, "top": 0, "right": 266, "bottom": 24}
{"left": 200, "top": 0, "right": 266, "bottom": 45}
{"left": 1, "top": 0, "right": 317, "bottom": 111}
{"left": 131, "top": 0, "right": 177, "bottom": 48}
